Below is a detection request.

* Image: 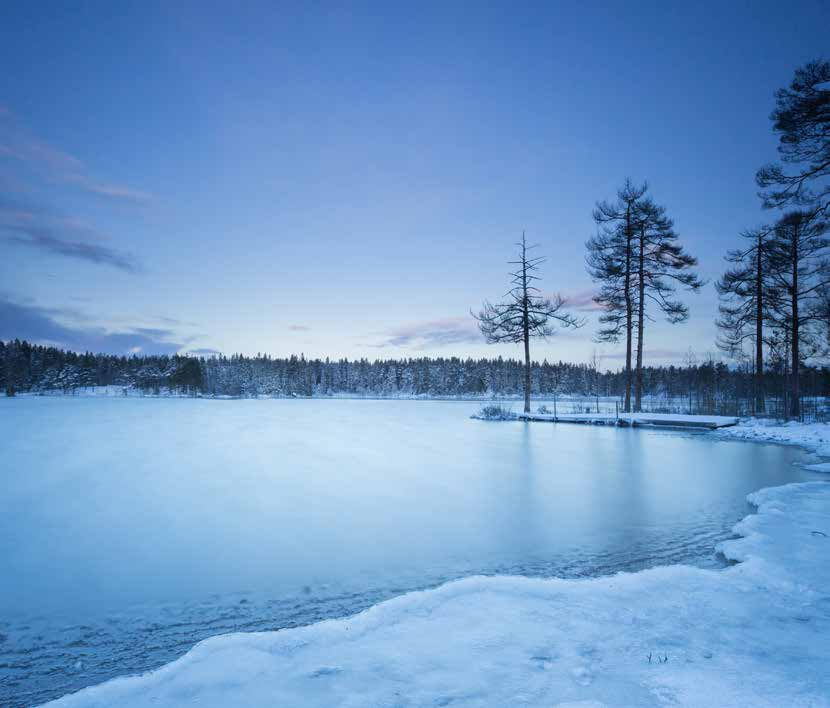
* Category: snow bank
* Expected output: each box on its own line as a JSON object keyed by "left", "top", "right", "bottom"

{"left": 18, "top": 386, "right": 192, "bottom": 398}
{"left": 43, "top": 479, "right": 830, "bottom": 707}
{"left": 716, "top": 418, "right": 830, "bottom": 457}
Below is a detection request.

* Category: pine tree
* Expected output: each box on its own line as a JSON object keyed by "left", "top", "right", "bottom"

{"left": 586, "top": 179, "right": 648, "bottom": 412}
{"left": 756, "top": 60, "right": 830, "bottom": 217}
{"left": 766, "top": 209, "right": 830, "bottom": 417}
{"left": 632, "top": 197, "right": 703, "bottom": 411}
{"left": 716, "top": 226, "right": 773, "bottom": 413}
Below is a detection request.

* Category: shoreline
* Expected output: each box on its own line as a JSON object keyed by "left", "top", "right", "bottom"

{"left": 9, "top": 388, "right": 615, "bottom": 403}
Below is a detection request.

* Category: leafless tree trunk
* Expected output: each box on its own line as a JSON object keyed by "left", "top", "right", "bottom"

{"left": 634, "top": 223, "right": 645, "bottom": 412}
{"left": 623, "top": 205, "right": 634, "bottom": 413}
{"left": 790, "top": 222, "right": 800, "bottom": 418}
{"left": 474, "top": 232, "right": 583, "bottom": 414}
{"left": 520, "top": 239, "right": 532, "bottom": 413}
{"left": 755, "top": 235, "right": 766, "bottom": 414}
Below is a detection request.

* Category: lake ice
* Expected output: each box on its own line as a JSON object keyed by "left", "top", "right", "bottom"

{"left": 0, "top": 397, "right": 822, "bottom": 706}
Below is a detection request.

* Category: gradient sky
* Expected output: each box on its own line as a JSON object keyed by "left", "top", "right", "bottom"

{"left": 1, "top": 1, "right": 828, "bottom": 365}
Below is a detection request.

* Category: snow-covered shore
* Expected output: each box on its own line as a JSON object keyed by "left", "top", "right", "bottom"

{"left": 42, "top": 422, "right": 830, "bottom": 708}
{"left": 11, "top": 386, "right": 572, "bottom": 402}
{"left": 716, "top": 417, "right": 830, "bottom": 457}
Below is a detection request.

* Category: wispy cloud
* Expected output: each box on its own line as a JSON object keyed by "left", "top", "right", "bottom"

{"left": 0, "top": 108, "right": 150, "bottom": 204}
{"left": 1, "top": 194, "right": 142, "bottom": 273}
{"left": 0, "top": 297, "right": 183, "bottom": 355}
{"left": 0, "top": 131, "right": 81, "bottom": 171}
{"left": 131, "top": 327, "right": 177, "bottom": 340}
{"left": 372, "top": 316, "right": 483, "bottom": 349}
{"left": 288, "top": 324, "right": 311, "bottom": 332}
{"left": 558, "top": 288, "right": 603, "bottom": 312}
{"left": 8, "top": 226, "right": 141, "bottom": 273}
{"left": 156, "top": 315, "right": 200, "bottom": 327}
{"left": 603, "top": 348, "right": 693, "bottom": 361}
{"left": 63, "top": 173, "right": 152, "bottom": 204}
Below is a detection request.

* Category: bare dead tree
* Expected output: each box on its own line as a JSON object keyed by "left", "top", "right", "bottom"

{"left": 473, "top": 232, "right": 583, "bottom": 413}
{"left": 587, "top": 349, "right": 603, "bottom": 413}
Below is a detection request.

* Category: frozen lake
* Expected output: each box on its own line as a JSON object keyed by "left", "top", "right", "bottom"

{"left": 0, "top": 397, "right": 821, "bottom": 706}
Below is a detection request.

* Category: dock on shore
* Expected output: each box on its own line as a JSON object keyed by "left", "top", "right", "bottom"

{"left": 518, "top": 412, "right": 739, "bottom": 430}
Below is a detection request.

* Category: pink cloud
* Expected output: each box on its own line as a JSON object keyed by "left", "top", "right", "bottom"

{"left": 558, "top": 288, "right": 603, "bottom": 312}
{"left": 373, "top": 316, "right": 482, "bottom": 349}
{"left": 603, "top": 348, "right": 694, "bottom": 361}
{"left": 63, "top": 174, "right": 152, "bottom": 204}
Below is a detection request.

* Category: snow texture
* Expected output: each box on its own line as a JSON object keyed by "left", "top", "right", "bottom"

{"left": 42, "top": 423, "right": 830, "bottom": 708}
{"left": 716, "top": 418, "right": 830, "bottom": 456}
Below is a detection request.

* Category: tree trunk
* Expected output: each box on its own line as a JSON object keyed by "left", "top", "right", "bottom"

{"left": 623, "top": 206, "right": 633, "bottom": 413}
{"left": 634, "top": 227, "right": 645, "bottom": 413}
{"left": 790, "top": 230, "right": 800, "bottom": 419}
{"left": 522, "top": 239, "right": 531, "bottom": 414}
{"left": 755, "top": 234, "right": 765, "bottom": 414}
{"left": 523, "top": 325, "right": 531, "bottom": 414}
{"left": 782, "top": 332, "right": 790, "bottom": 419}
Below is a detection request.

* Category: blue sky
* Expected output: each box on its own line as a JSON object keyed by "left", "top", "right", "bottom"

{"left": 1, "top": 1, "right": 828, "bottom": 364}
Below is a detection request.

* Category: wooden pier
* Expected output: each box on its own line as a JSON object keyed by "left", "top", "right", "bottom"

{"left": 518, "top": 412, "right": 739, "bottom": 430}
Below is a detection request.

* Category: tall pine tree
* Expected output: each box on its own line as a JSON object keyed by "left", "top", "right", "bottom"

{"left": 586, "top": 179, "right": 648, "bottom": 412}
{"left": 632, "top": 197, "right": 703, "bottom": 412}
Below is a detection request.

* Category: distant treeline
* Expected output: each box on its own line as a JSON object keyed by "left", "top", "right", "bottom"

{"left": 4, "top": 339, "right": 830, "bottom": 413}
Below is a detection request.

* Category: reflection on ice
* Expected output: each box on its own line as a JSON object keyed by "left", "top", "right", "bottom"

{"left": 0, "top": 398, "right": 819, "bottom": 706}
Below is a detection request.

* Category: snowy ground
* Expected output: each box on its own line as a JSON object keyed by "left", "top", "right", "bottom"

{"left": 716, "top": 417, "right": 830, "bottom": 456}
{"left": 42, "top": 421, "right": 830, "bottom": 707}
